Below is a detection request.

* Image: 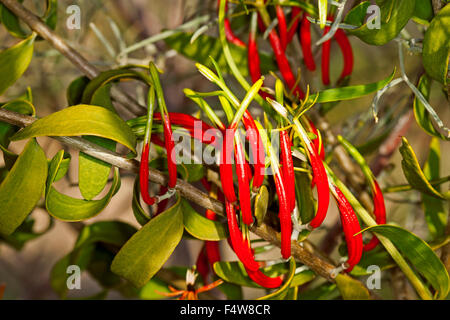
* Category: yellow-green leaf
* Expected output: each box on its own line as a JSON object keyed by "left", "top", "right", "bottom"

{"left": 335, "top": 274, "right": 370, "bottom": 300}
{"left": 363, "top": 224, "right": 450, "bottom": 299}
{"left": 45, "top": 150, "right": 121, "bottom": 221}
{"left": 345, "top": 0, "right": 416, "bottom": 45}
{"left": 258, "top": 258, "right": 296, "bottom": 300}
{"left": 181, "top": 199, "right": 228, "bottom": 241}
{"left": 0, "top": 139, "right": 47, "bottom": 236}
{"left": 0, "top": 34, "right": 35, "bottom": 95}
{"left": 399, "top": 137, "right": 446, "bottom": 199}
{"left": 111, "top": 198, "right": 184, "bottom": 287}
{"left": 11, "top": 105, "right": 137, "bottom": 153}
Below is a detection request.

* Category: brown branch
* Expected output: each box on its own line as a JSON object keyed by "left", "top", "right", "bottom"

{"left": 0, "top": 107, "right": 351, "bottom": 285}
{"left": 0, "top": 0, "right": 145, "bottom": 116}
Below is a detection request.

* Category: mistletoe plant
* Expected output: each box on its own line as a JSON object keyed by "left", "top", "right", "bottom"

{"left": 0, "top": 0, "right": 449, "bottom": 301}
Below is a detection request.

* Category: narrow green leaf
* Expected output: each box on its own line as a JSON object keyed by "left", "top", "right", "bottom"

{"left": 165, "top": 32, "right": 276, "bottom": 78}
{"left": 258, "top": 258, "right": 296, "bottom": 300}
{"left": 413, "top": 74, "right": 448, "bottom": 140}
{"left": 422, "top": 4, "right": 450, "bottom": 85}
{"left": 0, "top": 34, "right": 35, "bottom": 95}
{"left": 362, "top": 224, "right": 450, "bottom": 299}
{"left": 111, "top": 198, "right": 184, "bottom": 287}
{"left": 309, "top": 69, "right": 396, "bottom": 104}
{"left": 422, "top": 138, "right": 447, "bottom": 239}
{"left": 181, "top": 199, "right": 228, "bottom": 241}
{"left": 0, "top": 139, "right": 47, "bottom": 236}
{"left": 11, "top": 105, "right": 137, "bottom": 153}
{"left": 399, "top": 137, "right": 446, "bottom": 199}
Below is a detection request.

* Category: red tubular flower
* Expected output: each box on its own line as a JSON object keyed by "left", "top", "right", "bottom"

{"left": 308, "top": 148, "right": 330, "bottom": 229}
{"left": 162, "top": 116, "right": 177, "bottom": 189}
{"left": 267, "top": 29, "right": 305, "bottom": 99}
{"left": 334, "top": 187, "right": 363, "bottom": 272}
{"left": 220, "top": 132, "right": 237, "bottom": 203}
{"left": 247, "top": 13, "right": 273, "bottom": 101}
{"left": 242, "top": 112, "right": 265, "bottom": 189}
{"left": 280, "top": 130, "right": 296, "bottom": 213}
{"left": 321, "top": 25, "right": 332, "bottom": 86}
{"left": 225, "top": 200, "right": 260, "bottom": 271}
{"left": 321, "top": 18, "right": 354, "bottom": 85}
{"left": 276, "top": 5, "right": 288, "bottom": 50}
{"left": 299, "top": 13, "right": 316, "bottom": 71}
{"left": 219, "top": 0, "right": 246, "bottom": 47}
{"left": 196, "top": 245, "right": 210, "bottom": 284}
{"left": 245, "top": 266, "right": 283, "bottom": 289}
{"left": 234, "top": 138, "right": 253, "bottom": 225}
{"left": 273, "top": 168, "right": 292, "bottom": 259}
{"left": 139, "top": 142, "right": 156, "bottom": 205}
{"left": 286, "top": 7, "right": 302, "bottom": 44}
{"left": 334, "top": 29, "right": 354, "bottom": 81}
{"left": 363, "top": 180, "right": 386, "bottom": 251}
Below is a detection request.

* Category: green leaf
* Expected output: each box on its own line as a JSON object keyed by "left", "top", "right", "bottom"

{"left": 254, "top": 185, "right": 269, "bottom": 226}
{"left": 0, "top": 0, "right": 57, "bottom": 38}
{"left": 0, "top": 139, "right": 47, "bottom": 236}
{"left": 345, "top": 0, "right": 416, "bottom": 45}
{"left": 335, "top": 274, "right": 370, "bottom": 300}
{"left": 111, "top": 198, "right": 184, "bottom": 287}
{"left": 299, "top": 283, "right": 340, "bottom": 300}
{"left": 413, "top": 74, "right": 448, "bottom": 140}
{"left": 309, "top": 69, "right": 396, "bottom": 104}
{"left": 67, "top": 76, "right": 90, "bottom": 105}
{"left": 422, "top": 4, "right": 450, "bottom": 85}
{"left": 295, "top": 171, "right": 315, "bottom": 224}
{"left": 0, "top": 34, "right": 35, "bottom": 95}
{"left": 177, "top": 163, "right": 205, "bottom": 182}
{"left": 399, "top": 137, "right": 446, "bottom": 199}
{"left": 413, "top": 0, "right": 434, "bottom": 24}
{"left": 422, "top": 138, "right": 447, "bottom": 240}
{"left": 45, "top": 150, "right": 121, "bottom": 221}
{"left": 11, "top": 105, "right": 137, "bottom": 153}
{"left": 350, "top": 249, "right": 395, "bottom": 276}
{"left": 79, "top": 85, "right": 116, "bottom": 200}
{"left": 258, "top": 258, "right": 296, "bottom": 300}
{"left": 81, "top": 68, "right": 152, "bottom": 104}
{"left": 0, "top": 1, "right": 28, "bottom": 38}
{"left": 165, "top": 32, "right": 276, "bottom": 78}
{"left": 362, "top": 224, "right": 450, "bottom": 299}
{"left": 181, "top": 199, "right": 228, "bottom": 241}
